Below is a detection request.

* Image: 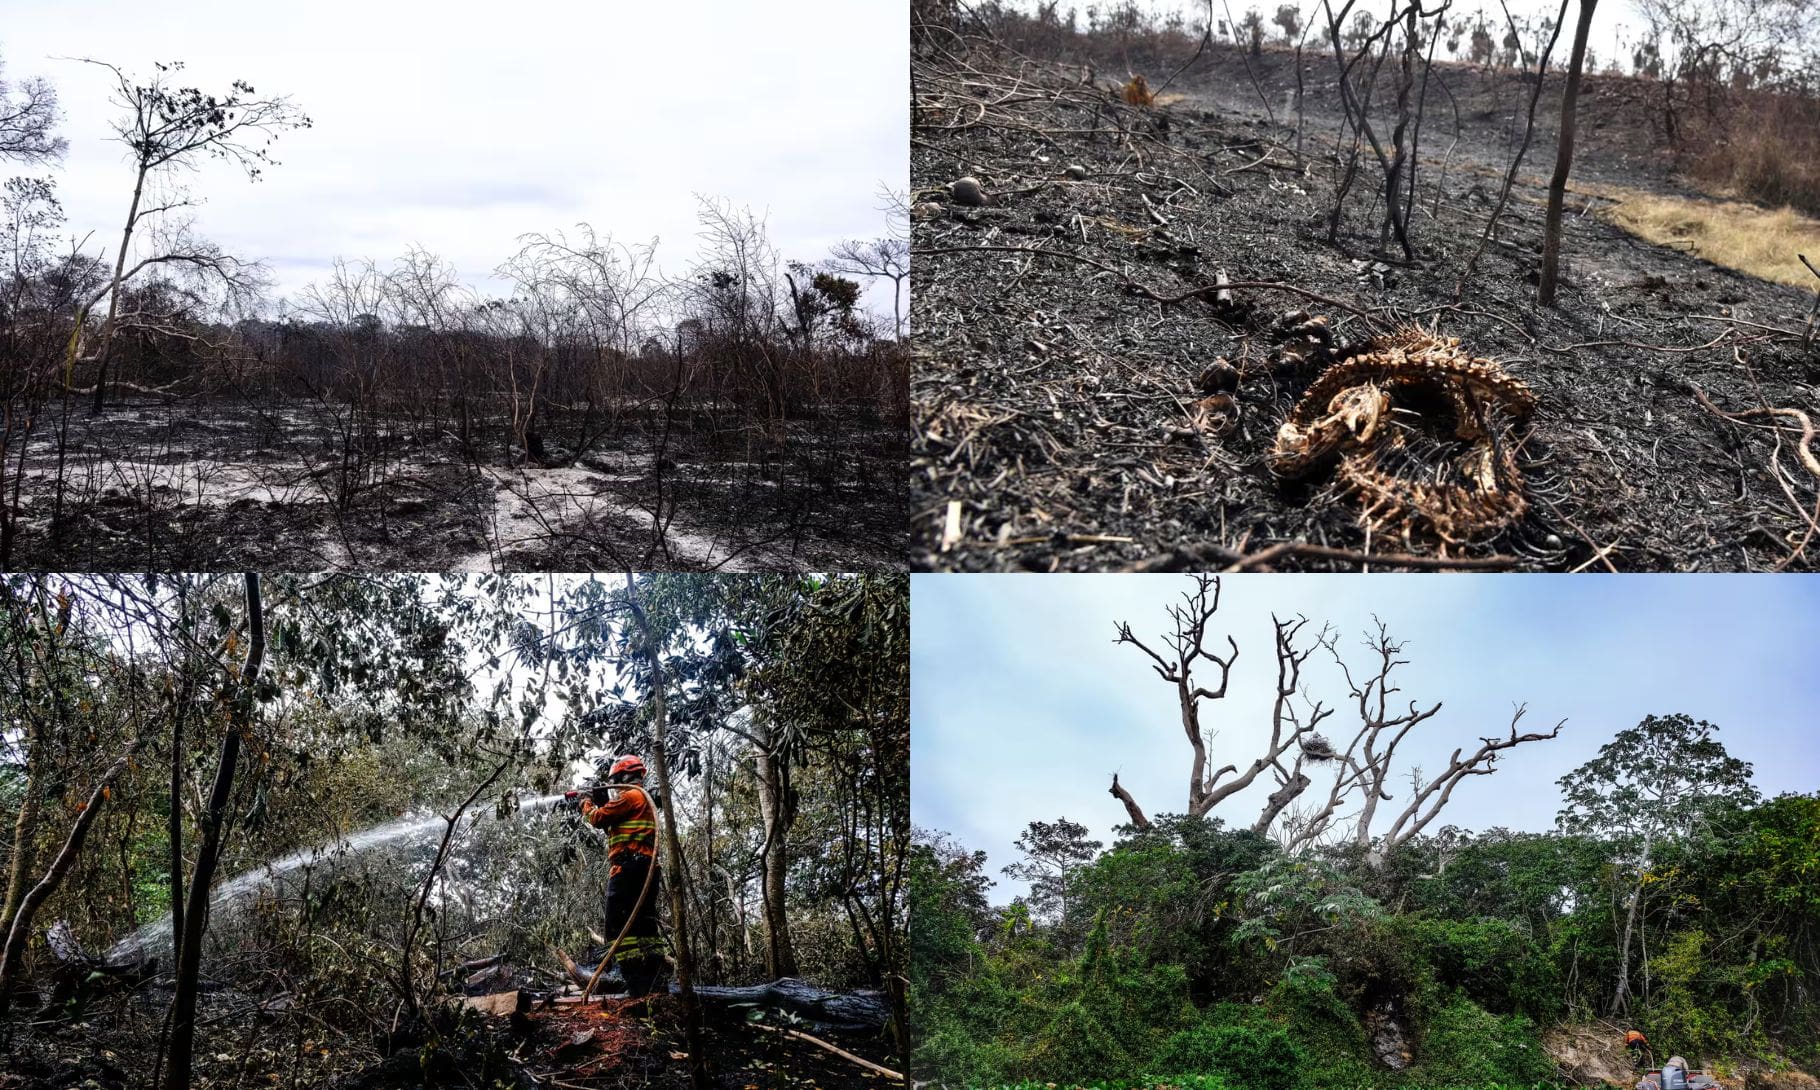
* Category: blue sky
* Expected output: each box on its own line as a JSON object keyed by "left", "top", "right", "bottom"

{"left": 1, "top": 0, "right": 906, "bottom": 318}
{"left": 912, "top": 575, "right": 1820, "bottom": 901}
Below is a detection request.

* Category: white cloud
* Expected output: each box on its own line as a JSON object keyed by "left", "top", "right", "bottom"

{"left": 913, "top": 574, "right": 1820, "bottom": 900}
{"left": 3, "top": 0, "right": 907, "bottom": 315}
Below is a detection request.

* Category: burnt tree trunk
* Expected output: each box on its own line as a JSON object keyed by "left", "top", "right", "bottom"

{"left": 1539, "top": 0, "right": 1599, "bottom": 305}
{"left": 165, "top": 574, "right": 265, "bottom": 1090}
{"left": 0, "top": 748, "right": 137, "bottom": 1014}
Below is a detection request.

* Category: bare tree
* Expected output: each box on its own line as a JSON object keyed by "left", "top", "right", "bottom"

{"left": 1539, "top": 0, "right": 1601, "bottom": 305}
{"left": 1267, "top": 623, "right": 1565, "bottom": 858}
{"left": 0, "top": 51, "right": 66, "bottom": 164}
{"left": 76, "top": 59, "right": 309, "bottom": 412}
{"left": 1456, "top": 0, "right": 1570, "bottom": 291}
{"left": 1108, "top": 578, "right": 1564, "bottom": 863}
{"left": 825, "top": 236, "right": 908, "bottom": 340}
{"left": 1107, "top": 575, "right": 1332, "bottom": 829}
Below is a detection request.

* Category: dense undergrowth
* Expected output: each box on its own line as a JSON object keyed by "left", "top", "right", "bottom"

{"left": 912, "top": 791, "right": 1820, "bottom": 1089}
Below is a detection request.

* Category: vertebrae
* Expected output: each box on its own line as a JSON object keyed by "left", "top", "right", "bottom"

{"left": 1270, "top": 325, "right": 1536, "bottom": 547}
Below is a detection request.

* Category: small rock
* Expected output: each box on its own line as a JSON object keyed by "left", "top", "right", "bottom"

{"left": 950, "top": 176, "right": 989, "bottom": 207}
{"left": 1196, "top": 358, "right": 1241, "bottom": 395}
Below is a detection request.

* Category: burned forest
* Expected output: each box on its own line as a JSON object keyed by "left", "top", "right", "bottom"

{"left": 0, "top": 51, "right": 909, "bottom": 573}
{"left": 910, "top": 1, "right": 1820, "bottom": 572}
{"left": 0, "top": 572, "right": 909, "bottom": 1090}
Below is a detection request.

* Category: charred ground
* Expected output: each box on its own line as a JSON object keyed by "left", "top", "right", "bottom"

{"left": 910, "top": 36, "right": 1820, "bottom": 572}
{"left": 4, "top": 397, "right": 904, "bottom": 572}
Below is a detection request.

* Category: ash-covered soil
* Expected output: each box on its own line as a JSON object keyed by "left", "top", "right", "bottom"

{"left": 6, "top": 398, "right": 905, "bottom": 572}
{"left": 910, "top": 41, "right": 1820, "bottom": 572}
{"left": 0, "top": 990, "right": 899, "bottom": 1090}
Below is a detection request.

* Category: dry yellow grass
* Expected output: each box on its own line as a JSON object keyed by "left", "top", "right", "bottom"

{"left": 1601, "top": 194, "right": 1820, "bottom": 289}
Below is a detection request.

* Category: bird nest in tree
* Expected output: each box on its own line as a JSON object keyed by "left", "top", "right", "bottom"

{"left": 1270, "top": 325, "right": 1537, "bottom": 548}
{"left": 1300, "top": 733, "right": 1338, "bottom": 761}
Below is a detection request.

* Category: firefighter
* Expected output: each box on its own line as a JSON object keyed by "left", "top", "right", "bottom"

{"left": 579, "top": 755, "right": 666, "bottom": 998}
{"left": 1626, "top": 1030, "right": 1652, "bottom": 1070}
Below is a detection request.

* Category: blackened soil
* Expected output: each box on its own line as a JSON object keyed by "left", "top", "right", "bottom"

{"left": 5, "top": 398, "right": 905, "bottom": 572}
{"left": 910, "top": 41, "right": 1820, "bottom": 571}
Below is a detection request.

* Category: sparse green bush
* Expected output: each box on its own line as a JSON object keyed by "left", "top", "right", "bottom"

{"left": 1027, "top": 1000, "right": 1140, "bottom": 1082}
{"left": 1151, "top": 1012, "right": 1304, "bottom": 1090}
{"left": 1414, "top": 996, "right": 1553, "bottom": 1088}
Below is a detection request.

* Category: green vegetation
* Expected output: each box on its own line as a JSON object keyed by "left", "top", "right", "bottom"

{"left": 1, "top": 573, "right": 909, "bottom": 1088}
{"left": 913, "top": 719, "right": 1820, "bottom": 1088}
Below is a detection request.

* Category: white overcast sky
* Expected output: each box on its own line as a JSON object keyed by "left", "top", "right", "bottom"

{"left": 1007, "top": 0, "right": 1663, "bottom": 77}
{"left": 912, "top": 574, "right": 1820, "bottom": 902}
{"left": 2, "top": 0, "right": 907, "bottom": 317}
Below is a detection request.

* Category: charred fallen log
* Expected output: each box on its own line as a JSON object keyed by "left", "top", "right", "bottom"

{"left": 29, "top": 919, "right": 158, "bottom": 1014}
{"left": 553, "top": 959, "right": 889, "bottom": 1035}
{"left": 690, "top": 978, "right": 891, "bottom": 1035}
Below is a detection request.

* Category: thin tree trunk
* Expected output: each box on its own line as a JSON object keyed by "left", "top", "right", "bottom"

{"left": 91, "top": 165, "right": 149, "bottom": 415}
{"left": 166, "top": 574, "right": 265, "bottom": 1090}
{"left": 1611, "top": 830, "right": 1649, "bottom": 1016}
{"left": 0, "top": 747, "right": 137, "bottom": 1013}
{"left": 0, "top": 745, "right": 42, "bottom": 941}
{"left": 623, "top": 573, "right": 712, "bottom": 1090}
{"left": 168, "top": 674, "right": 188, "bottom": 977}
{"left": 1456, "top": 0, "right": 1570, "bottom": 293}
{"left": 1538, "top": 0, "right": 1599, "bottom": 305}
{"left": 753, "top": 734, "right": 799, "bottom": 978}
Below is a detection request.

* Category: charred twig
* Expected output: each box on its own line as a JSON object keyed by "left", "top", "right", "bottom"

{"left": 920, "top": 244, "right": 1383, "bottom": 327}
{"left": 1121, "top": 540, "right": 1518, "bottom": 571}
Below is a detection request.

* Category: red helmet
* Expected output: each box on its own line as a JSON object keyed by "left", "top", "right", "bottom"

{"left": 607, "top": 755, "right": 646, "bottom": 781}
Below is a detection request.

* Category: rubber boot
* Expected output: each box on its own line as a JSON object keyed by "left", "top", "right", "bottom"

{"left": 622, "top": 956, "right": 662, "bottom": 999}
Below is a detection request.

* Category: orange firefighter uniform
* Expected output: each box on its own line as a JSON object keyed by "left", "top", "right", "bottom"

{"left": 579, "top": 756, "right": 665, "bottom": 997}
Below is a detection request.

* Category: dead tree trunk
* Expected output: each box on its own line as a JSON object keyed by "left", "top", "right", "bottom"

{"left": 1109, "top": 576, "right": 1329, "bottom": 827}
{"left": 1538, "top": 0, "right": 1599, "bottom": 305}
{"left": 1110, "top": 579, "right": 1562, "bottom": 855}
{"left": 0, "top": 747, "right": 138, "bottom": 1014}
{"left": 1456, "top": 0, "right": 1570, "bottom": 292}
{"left": 624, "top": 574, "right": 712, "bottom": 1090}
{"left": 166, "top": 573, "right": 266, "bottom": 1090}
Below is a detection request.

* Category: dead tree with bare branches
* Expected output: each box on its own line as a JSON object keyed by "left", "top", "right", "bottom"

{"left": 1108, "top": 575, "right": 1333, "bottom": 829}
{"left": 1108, "top": 578, "right": 1565, "bottom": 863}
{"left": 74, "top": 58, "right": 309, "bottom": 413}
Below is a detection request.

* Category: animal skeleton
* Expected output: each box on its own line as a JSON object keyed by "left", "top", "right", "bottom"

{"left": 1270, "top": 325, "right": 1536, "bottom": 547}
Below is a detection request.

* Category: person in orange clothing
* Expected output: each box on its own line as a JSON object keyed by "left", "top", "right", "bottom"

{"left": 1624, "top": 1029, "right": 1652, "bottom": 1068}
{"left": 578, "top": 755, "right": 666, "bottom": 998}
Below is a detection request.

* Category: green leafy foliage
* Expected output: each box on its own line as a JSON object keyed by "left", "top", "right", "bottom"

{"left": 917, "top": 741, "right": 1820, "bottom": 1088}
{"left": 1412, "top": 997, "right": 1554, "bottom": 1087}
{"left": 1152, "top": 1011, "right": 1304, "bottom": 1090}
